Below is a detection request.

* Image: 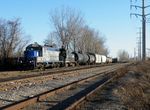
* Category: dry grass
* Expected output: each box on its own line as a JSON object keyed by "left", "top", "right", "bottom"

{"left": 116, "top": 67, "right": 128, "bottom": 78}
{"left": 114, "top": 61, "right": 150, "bottom": 110}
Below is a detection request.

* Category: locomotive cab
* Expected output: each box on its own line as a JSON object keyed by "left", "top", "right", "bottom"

{"left": 25, "top": 42, "right": 42, "bottom": 57}
{"left": 24, "top": 42, "right": 42, "bottom": 68}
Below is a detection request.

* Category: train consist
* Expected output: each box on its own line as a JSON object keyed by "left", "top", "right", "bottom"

{"left": 23, "top": 43, "right": 114, "bottom": 69}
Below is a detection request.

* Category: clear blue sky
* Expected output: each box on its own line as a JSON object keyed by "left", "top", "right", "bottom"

{"left": 0, "top": 0, "right": 149, "bottom": 57}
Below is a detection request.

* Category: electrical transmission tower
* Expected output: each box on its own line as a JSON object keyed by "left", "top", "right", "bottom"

{"left": 130, "top": 0, "right": 150, "bottom": 61}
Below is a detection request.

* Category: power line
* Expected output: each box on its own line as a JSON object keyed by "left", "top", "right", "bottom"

{"left": 130, "top": 0, "right": 150, "bottom": 61}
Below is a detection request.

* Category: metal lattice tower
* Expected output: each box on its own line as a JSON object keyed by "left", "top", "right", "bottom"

{"left": 130, "top": 0, "right": 150, "bottom": 60}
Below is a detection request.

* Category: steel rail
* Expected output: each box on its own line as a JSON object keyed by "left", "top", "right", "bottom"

{"left": 50, "top": 71, "right": 116, "bottom": 110}
{"left": 1, "top": 67, "right": 118, "bottom": 110}
{"left": 0, "top": 63, "right": 114, "bottom": 83}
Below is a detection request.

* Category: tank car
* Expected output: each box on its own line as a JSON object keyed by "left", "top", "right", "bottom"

{"left": 65, "top": 52, "right": 76, "bottom": 66}
{"left": 87, "top": 53, "right": 96, "bottom": 64}
{"left": 72, "top": 52, "right": 89, "bottom": 65}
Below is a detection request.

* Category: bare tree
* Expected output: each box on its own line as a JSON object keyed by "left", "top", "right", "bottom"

{"left": 44, "top": 32, "right": 57, "bottom": 48}
{"left": 50, "top": 6, "right": 84, "bottom": 50}
{"left": 94, "top": 33, "right": 109, "bottom": 55}
{"left": 14, "top": 35, "right": 30, "bottom": 57}
{"left": 118, "top": 50, "right": 129, "bottom": 62}
{"left": 49, "top": 7, "right": 108, "bottom": 55}
{"left": 0, "top": 18, "right": 29, "bottom": 62}
{"left": 76, "top": 26, "right": 109, "bottom": 55}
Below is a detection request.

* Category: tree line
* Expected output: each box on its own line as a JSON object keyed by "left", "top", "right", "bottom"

{"left": 0, "top": 18, "right": 29, "bottom": 64}
{"left": 0, "top": 6, "right": 130, "bottom": 64}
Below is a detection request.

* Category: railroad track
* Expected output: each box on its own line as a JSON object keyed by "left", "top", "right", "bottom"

{"left": 0, "top": 63, "right": 130, "bottom": 110}
{"left": 0, "top": 64, "right": 126, "bottom": 92}
{"left": 0, "top": 63, "right": 115, "bottom": 83}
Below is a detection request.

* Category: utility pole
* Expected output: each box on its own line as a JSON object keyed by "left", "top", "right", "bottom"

{"left": 142, "top": 0, "right": 146, "bottom": 60}
{"left": 130, "top": 0, "right": 150, "bottom": 61}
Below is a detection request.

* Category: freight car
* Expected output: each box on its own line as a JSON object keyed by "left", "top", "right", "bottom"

{"left": 87, "top": 53, "right": 95, "bottom": 64}
{"left": 23, "top": 43, "right": 112, "bottom": 69}
{"left": 112, "top": 58, "right": 118, "bottom": 63}
{"left": 106, "top": 57, "right": 113, "bottom": 63}
{"left": 0, "top": 57, "right": 23, "bottom": 70}
{"left": 72, "top": 52, "right": 89, "bottom": 65}
{"left": 94, "top": 54, "right": 107, "bottom": 64}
